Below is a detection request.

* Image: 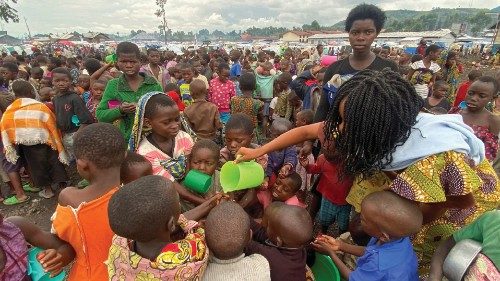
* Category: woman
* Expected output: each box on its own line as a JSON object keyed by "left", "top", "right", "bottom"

{"left": 441, "top": 51, "right": 462, "bottom": 103}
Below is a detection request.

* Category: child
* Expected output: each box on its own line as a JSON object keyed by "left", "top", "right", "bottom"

{"left": 50, "top": 123, "right": 125, "bottom": 281}
{"left": 408, "top": 44, "right": 442, "bottom": 99}
{"left": 220, "top": 114, "right": 268, "bottom": 216}
{"left": 269, "top": 172, "right": 306, "bottom": 208}
{"left": 39, "top": 86, "right": 55, "bottom": 102}
{"left": 423, "top": 80, "right": 451, "bottom": 113}
{"left": 269, "top": 72, "right": 293, "bottom": 121}
{"left": 183, "top": 80, "right": 222, "bottom": 140}
{"left": 229, "top": 50, "right": 242, "bottom": 79}
{"left": 255, "top": 62, "right": 280, "bottom": 134}
{"left": 301, "top": 153, "right": 353, "bottom": 234}
{"left": 230, "top": 72, "right": 264, "bottom": 141}
{"left": 178, "top": 63, "right": 195, "bottom": 107}
{"left": 86, "top": 79, "right": 107, "bottom": 122}
{"left": 266, "top": 118, "right": 298, "bottom": 189}
{"left": 429, "top": 209, "right": 500, "bottom": 280}
{"left": 313, "top": 191, "right": 422, "bottom": 281}
{"left": 453, "top": 69, "right": 482, "bottom": 107}
{"left": 1, "top": 80, "right": 68, "bottom": 201}
{"left": 209, "top": 62, "right": 236, "bottom": 124}
{"left": 204, "top": 201, "right": 271, "bottom": 281}
{"left": 96, "top": 42, "right": 163, "bottom": 141}
{"left": 245, "top": 202, "right": 313, "bottom": 281}
{"left": 29, "top": 66, "right": 44, "bottom": 93}
{"left": 295, "top": 109, "right": 315, "bottom": 190}
{"left": 76, "top": 74, "right": 90, "bottom": 97}
{"left": 451, "top": 76, "right": 500, "bottom": 162}
{"left": 193, "top": 60, "right": 210, "bottom": 90}
{"left": 129, "top": 92, "right": 205, "bottom": 207}
{"left": 106, "top": 175, "right": 219, "bottom": 280}
{"left": 290, "top": 65, "right": 326, "bottom": 111}
{"left": 52, "top": 67, "right": 94, "bottom": 162}
{"left": 164, "top": 82, "right": 186, "bottom": 111}
{"left": 120, "top": 151, "right": 153, "bottom": 184}
{"left": 141, "top": 48, "right": 167, "bottom": 90}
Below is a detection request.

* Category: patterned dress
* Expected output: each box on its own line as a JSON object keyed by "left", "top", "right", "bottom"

{"left": 230, "top": 96, "right": 264, "bottom": 143}
{"left": 470, "top": 125, "right": 499, "bottom": 162}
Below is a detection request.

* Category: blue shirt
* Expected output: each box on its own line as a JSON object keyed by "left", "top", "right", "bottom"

{"left": 350, "top": 237, "right": 419, "bottom": 281}
{"left": 230, "top": 62, "right": 242, "bottom": 78}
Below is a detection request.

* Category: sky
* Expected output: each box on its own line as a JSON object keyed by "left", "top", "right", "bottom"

{"left": 2, "top": 0, "right": 497, "bottom": 37}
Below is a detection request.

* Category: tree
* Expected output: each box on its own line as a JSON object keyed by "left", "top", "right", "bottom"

{"left": 155, "top": 0, "right": 168, "bottom": 43}
{"left": 0, "top": 0, "right": 20, "bottom": 23}
{"left": 311, "top": 20, "right": 321, "bottom": 31}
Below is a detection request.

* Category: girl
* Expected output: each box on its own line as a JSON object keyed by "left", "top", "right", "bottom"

{"left": 423, "top": 80, "right": 451, "bottom": 113}
{"left": 219, "top": 113, "right": 268, "bottom": 217}
{"left": 237, "top": 68, "right": 500, "bottom": 275}
{"left": 129, "top": 92, "right": 206, "bottom": 208}
{"left": 86, "top": 79, "right": 106, "bottom": 122}
{"left": 441, "top": 51, "right": 462, "bottom": 103}
{"left": 408, "top": 44, "right": 442, "bottom": 99}
{"left": 450, "top": 76, "right": 500, "bottom": 162}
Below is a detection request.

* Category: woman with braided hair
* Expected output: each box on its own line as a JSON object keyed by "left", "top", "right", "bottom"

{"left": 236, "top": 68, "right": 500, "bottom": 274}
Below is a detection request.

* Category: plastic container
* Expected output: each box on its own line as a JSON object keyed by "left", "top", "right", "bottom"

{"left": 108, "top": 100, "right": 121, "bottom": 109}
{"left": 183, "top": 170, "right": 212, "bottom": 194}
{"left": 459, "top": 100, "right": 467, "bottom": 110}
{"left": 443, "top": 239, "right": 482, "bottom": 281}
{"left": 311, "top": 252, "right": 341, "bottom": 281}
{"left": 220, "top": 161, "right": 264, "bottom": 193}
{"left": 71, "top": 115, "right": 80, "bottom": 127}
{"left": 105, "top": 54, "right": 117, "bottom": 64}
{"left": 320, "top": 55, "right": 338, "bottom": 67}
{"left": 28, "top": 247, "right": 66, "bottom": 281}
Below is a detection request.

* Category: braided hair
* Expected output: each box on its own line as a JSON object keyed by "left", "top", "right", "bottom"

{"left": 323, "top": 68, "right": 423, "bottom": 179}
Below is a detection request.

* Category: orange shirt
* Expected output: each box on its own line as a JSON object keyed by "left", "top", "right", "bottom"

{"left": 51, "top": 187, "right": 118, "bottom": 281}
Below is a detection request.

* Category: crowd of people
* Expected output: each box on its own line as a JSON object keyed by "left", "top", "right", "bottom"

{"left": 0, "top": 3, "right": 499, "bottom": 281}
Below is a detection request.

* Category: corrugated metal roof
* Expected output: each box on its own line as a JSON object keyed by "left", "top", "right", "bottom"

{"left": 308, "top": 29, "right": 455, "bottom": 40}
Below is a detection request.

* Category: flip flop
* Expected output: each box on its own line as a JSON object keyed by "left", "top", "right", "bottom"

{"left": 3, "top": 195, "right": 30, "bottom": 205}
{"left": 38, "top": 189, "right": 55, "bottom": 199}
{"left": 22, "top": 182, "right": 41, "bottom": 193}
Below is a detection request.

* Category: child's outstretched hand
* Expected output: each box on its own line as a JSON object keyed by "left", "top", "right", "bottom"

{"left": 278, "top": 164, "right": 293, "bottom": 178}
{"left": 312, "top": 235, "right": 342, "bottom": 255}
{"left": 37, "top": 249, "right": 64, "bottom": 277}
{"left": 207, "top": 193, "right": 229, "bottom": 208}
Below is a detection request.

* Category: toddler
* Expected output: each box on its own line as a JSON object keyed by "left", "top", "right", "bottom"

{"left": 269, "top": 72, "right": 293, "bottom": 121}
{"left": 86, "top": 79, "right": 107, "bottom": 122}
{"left": 295, "top": 109, "right": 315, "bottom": 190}
{"left": 245, "top": 202, "right": 313, "bottom": 281}
{"left": 120, "top": 151, "right": 153, "bottom": 185}
{"left": 424, "top": 80, "right": 451, "bottom": 112}
{"left": 177, "top": 63, "right": 195, "bottom": 106}
{"left": 203, "top": 201, "right": 271, "bottom": 281}
{"left": 209, "top": 62, "right": 236, "bottom": 124}
{"left": 183, "top": 79, "right": 222, "bottom": 140}
{"left": 313, "top": 191, "right": 422, "bottom": 281}
{"left": 107, "top": 175, "right": 218, "bottom": 280}
{"left": 76, "top": 74, "right": 90, "bottom": 96}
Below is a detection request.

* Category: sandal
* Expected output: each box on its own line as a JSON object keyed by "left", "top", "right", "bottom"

{"left": 23, "top": 182, "right": 41, "bottom": 193}
{"left": 3, "top": 195, "right": 30, "bottom": 205}
{"left": 38, "top": 189, "right": 55, "bottom": 199}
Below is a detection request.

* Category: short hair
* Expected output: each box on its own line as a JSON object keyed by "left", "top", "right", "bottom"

{"left": 84, "top": 58, "right": 101, "bottom": 75}
{"left": 225, "top": 113, "right": 254, "bottom": 135}
{"left": 433, "top": 80, "right": 448, "bottom": 89}
{"left": 2, "top": 62, "right": 18, "bottom": 73}
{"left": 93, "top": 79, "right": 108, "bottom": 87}
{"left": 239, "top": 72, "right": 256, "bottom": 92}
{"left": 144, "top": 93, "right": 177, "bottom": 119}
{"left": 284, "top": 172, "right": 302, "bottom": 194}
{"left": 297, "top": 109, "right": 314, "bottom": 125}
{"left": 73, "top": 123, "right": 126, "bottom": 169}
{"left": 361, "top": 191, "right": 422, "bottom": 238}
{"left": 345, "top": 4, "right": 386, "bottom": 33}
{"left": 178, "top": 62, "right": 194, "bottom": 72}
{"left": 189, "top": 79, "right": 206, "bottom": 98}
{"left": 410, "top": 54, "right": 423, "bottom": 63}
{"left": 147, "top": 48, "right": 159, "bottom": 55}
{"left": 205, "top": 201, "right": 250, "bottom": 259}
{"left": 49, "top": 57, "right": 62, "bottom": 67}
{"left": 120, "top": 151, "right": 153, "bottom": 183}
{"left": 217, "top": 62, "right": 230, "bottom": 71}
{"left": 12, "top": 80, "right": 35, "bottom": 99}
{"left": 277, "top": 72, "right": 293, "bottom": 85}
{"left": 191, "top": 139, "right": 220, "bottom": 161}
{"left": 116, "top": 41, "right": 140, "bottom": 58}
{"left": 271, "top": 117, "right": 293, "bottom": 133}
{"left": 164, "top": 83, "right": 180, "bottom": 93}
{"left": 477, "top": 76, "right": 499, "bottom": 96}
{"left": 425, "top": 44, "right": 441, "bottom": 56}
{"left": 468, "top": 70, "right": 483, "bottom": 81}
{"left": 30, "top": 67, "right": 43, "bottom": 76}
{"left": 270, "top": 204, "right": 313, "bottom": 247}
{"left": 51, "top": 67, "right": 72, "bottom": 80}
{"left": 108, "top": 175, "right": 180, "bottom": 242}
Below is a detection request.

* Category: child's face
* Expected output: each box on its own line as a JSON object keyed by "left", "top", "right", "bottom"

{"left": 194, "top": 63, "right": 203, "bottom": 74}
{"left": 182, "top": 69, "right": 194, "bottom": 83}
{"left": 148, "top": 51, "right": 161, "bottom": 65}
{"left": 466, "top": 81, "right": 495, "bottom": 112}
{"left": 218, "top": 68, "right": 229, "bottom": 81}
{"left": 190, "top": 148, "right": 218, "bottom": 176}
{"left": 225, "top": 129, "right": 253, "bottom": 156}
{"left": 429, "top": 50, "right": 442, "bottom": 61}
{"left": 52, "top": 73, "right": 72, "bottom": 93}
{"left": 271, "top": 177, "right": 296, "bottom": 202}
{"left": 146, "top": 105, "right": 181, "bottom": 139}
{"left": 32, "top": 71, "right": 43, "bottom": 80}
{"left": 432, "top": 85, "right": 448, "bottom": 99}
{"left": 269, "top": 125, "right": 287, "bottom": 139}
{"left": 40, "top": 77, "right": 52, "bottom": 88}
{"left": 117, "top": 53, "right": 141, "bottom": 77}
{"left": 91, "top": 82, "right": 106, "bottom": 101}
{"left": 78, "top": 76, "right": 90, "bottom": 90}
{"left": 174, "top": 69, "right": 182, "bottom": 80}
{"left": 39, "top": 88, "right": 54, "bottom": 102}
{"left": 0, "top": 67, "right": 16, "bottom": 82}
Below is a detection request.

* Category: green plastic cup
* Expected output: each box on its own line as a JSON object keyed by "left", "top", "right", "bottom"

{"left": 220, "top": 161, "right": 264, "bottom": 193}
{"left": 183, "top": 170, "right": 212, "bottom": 194}
{"left": 105, "top": 54, "right": 117, "bottom": 64}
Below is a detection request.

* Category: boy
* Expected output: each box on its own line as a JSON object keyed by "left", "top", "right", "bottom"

{"left": 96, "top": 42, "right": 163, "bottom": 141}
{"left": 266, "top": 118, "right": 297, "bottom": 187}
{"left": 424, "top": 80, "right": 451, "bottom": 112}
{"left": 29, "top": 66, "right": 44, "bottom": 93}
{"left": 255, "top": 62, "right": 280, "bottom": 135}
{"left": 229, "top": 50, "right": 242, "bottom": 79}
{"left": 50, "top": 123, "right": 126, "bottom": 281}
{"left": 209, "top": 63, "right": 236, "bottom": 124}
{"left": 204, "top": 201, "right": 271, "bottom": 281}
{"left": 52, "top": 67, "right": 94, "bottom": 162}
{"left": 193, "top": 60, "right": 209, "bottom": 90}
{"left": 245, "top": 202, "right": 313, "bottom": 281}
{"left": 120, "top": 151, "right": 153, "bottom": 185}
{"left": 177, "top": 63, "right": 195, "bottom": 107}
{"left": 269, "top": 72, "right": 293, "bottom": 121}
{"left": 76, "top": 74, "right": 90, "bottom": 97}
{"left": 140, "top": 48, "right": 167, "bottom": 90}
{"left": 270, "top": 172, "right": 306, "bottom": 208}
{"left": 453, "top": 69, "right": 482, "bottom": 107}
{"left": 1, "top": 80, "right": 68, "bottom": 201}
{"left": 295, "top": 109, "right": 315, "bottom": 191}
{"left": 313, "top": 191, "right": 422, "bottom": 281}
{"left": 183, "top": 80, "right": 222, "bottom": 140}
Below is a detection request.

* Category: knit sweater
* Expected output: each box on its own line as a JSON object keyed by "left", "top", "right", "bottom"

{"left": 202, "top": 254, "right": 271, "bottom": 281}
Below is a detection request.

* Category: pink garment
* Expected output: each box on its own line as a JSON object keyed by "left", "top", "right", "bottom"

{"left": 296, "top": 153, "right": 314, "bottom": 190}
{"left": 0, "top": 220, "right": 28, "bottom": 281}
{"left": 208, "top": 78, "right": 236, "bottom": 113}
{"left": 285, "top": 195, "right": 306, "bottom": 208}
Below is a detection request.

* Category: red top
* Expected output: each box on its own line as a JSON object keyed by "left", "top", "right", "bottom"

{"left": 453, "top": 81, "right": 471, "bottom": 107}
{"left": 305, "top": 154, "right": 353, "bottom": 205}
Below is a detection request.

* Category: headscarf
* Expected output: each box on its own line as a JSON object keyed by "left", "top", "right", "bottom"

{"left": 128, "top": 91, "right": 164, "bottom": 152}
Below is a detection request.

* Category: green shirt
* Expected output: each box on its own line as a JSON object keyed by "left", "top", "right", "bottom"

{"left": 453, "top": 210, "right": 500, "bottom": 269}
{"left": 96, "top": 73, "right": 162, "bottom": 140}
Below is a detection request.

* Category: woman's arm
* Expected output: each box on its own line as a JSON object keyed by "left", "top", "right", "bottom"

{"left": 236, "top": 122, "right": 321, "bottom": 162}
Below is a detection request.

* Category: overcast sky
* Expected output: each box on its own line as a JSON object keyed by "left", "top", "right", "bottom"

{"left": 3, "top": 0, "right": 496, "bottom": 37}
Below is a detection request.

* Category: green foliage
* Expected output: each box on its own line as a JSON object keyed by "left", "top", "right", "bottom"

{"left": 0, "top": 0, "right": 19, "bottom": 23}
